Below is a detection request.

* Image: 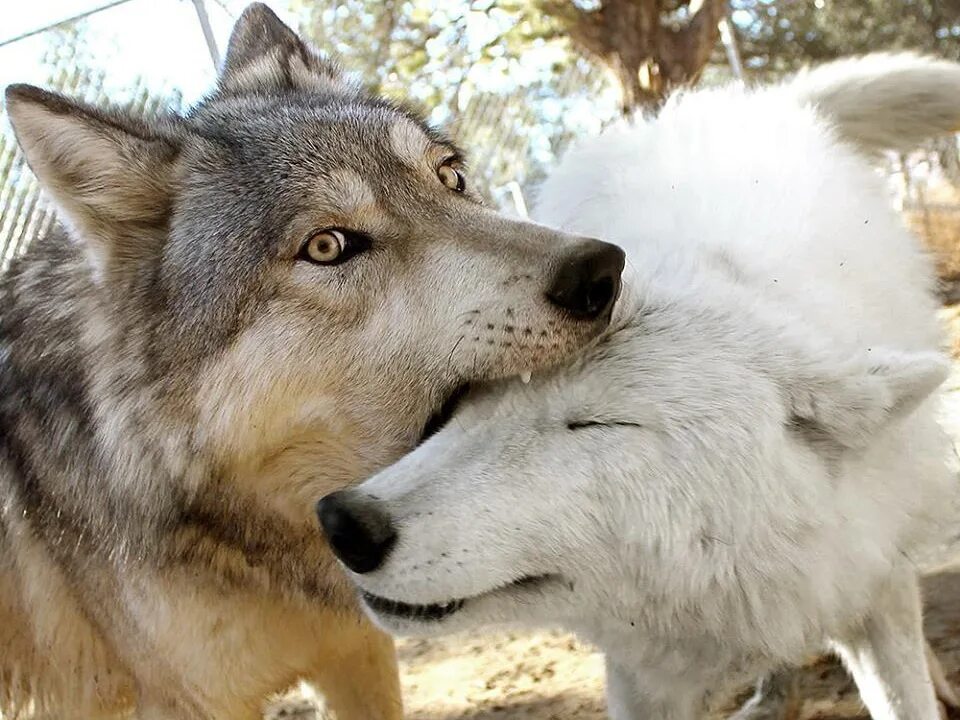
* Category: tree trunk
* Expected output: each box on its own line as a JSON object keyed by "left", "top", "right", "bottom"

{"left": 608, "top": 56, "right": 662, "bottom": 113}
{"left": 365, "top": 0, "right": 398, "bottom": 92}
{"left": 550, "top": 0, "right": 730, "bottom": 114}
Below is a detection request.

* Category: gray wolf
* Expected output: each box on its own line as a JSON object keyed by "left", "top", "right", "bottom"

{"left": 0, "top": 4, "right": 623, "bottom": 718}
{"left": 320, "top": 54, "right": 960, "bottom": 719}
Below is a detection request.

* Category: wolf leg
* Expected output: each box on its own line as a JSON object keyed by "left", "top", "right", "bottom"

{"left": 729, "top": 669, "right": 801, "bottom": 720}
{"left": 925, "top": 641, "right": 960, "bottom": 716}
{"left": 731, "top": 646, "right": 956, "bottom": 719}
{"left": 308, "top": 616, "right": 402, "bottom": 720}
{"left": 136, "top": 700, "right": 178, "bottom": 720}
{"left": 605, "top": 657, "right": 705, "bottom": 720}
{"left": 263, "top": 685, "right": 323, "bottom": 720}
{"left": 832, "top": 571, "right": 940, "bottom": 720}
{"left": 135, "top": 695, "right": 212, "bottom": 720}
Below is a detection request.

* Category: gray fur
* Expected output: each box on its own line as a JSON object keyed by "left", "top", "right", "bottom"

{"left": 0, "top": 4, "right": 616, "bottom": 718}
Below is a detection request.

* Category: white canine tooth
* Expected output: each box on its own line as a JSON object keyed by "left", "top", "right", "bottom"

{"left": 520, "top": 371, "right": 532, "bottom": 384}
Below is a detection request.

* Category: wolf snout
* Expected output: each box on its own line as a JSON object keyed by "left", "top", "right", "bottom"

{"left": 316, "top": 491, "right": 396, "bottom": 574}
{"left": 546, "top": 239, "right": 625, "bottom": 320}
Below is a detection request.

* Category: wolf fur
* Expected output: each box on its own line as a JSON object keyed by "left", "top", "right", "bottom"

{"left": 330, "top": 54, "right": 960, "bottom": 719}
{"left": 0, "top": 4, "right": 620, "bottom": 718}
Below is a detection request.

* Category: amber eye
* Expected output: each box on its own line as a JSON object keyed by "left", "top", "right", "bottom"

{"left": 302, "top": 230, "right": 345, "bottom": 264}
{"left": 437, "top": 163, "right": 466, "bottom": 192}
{"left": 298, "top": 229, "right": 370, "bottom": 266}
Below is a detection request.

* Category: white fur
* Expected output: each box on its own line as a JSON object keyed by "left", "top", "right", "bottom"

{"left": 341, "top": 55, "right": 960, "bottom": 719}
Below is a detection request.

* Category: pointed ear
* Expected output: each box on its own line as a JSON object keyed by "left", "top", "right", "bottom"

{"left": 218, "top": 3, "right": 352, "bottom": 96}
{"left": 788, "top": 349, "right": 949, "bottom": 451}
{"left": 5, "top": 84, "right": 180, "bottom": 276}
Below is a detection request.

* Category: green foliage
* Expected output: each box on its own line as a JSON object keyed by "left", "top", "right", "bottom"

{"left": 0, "top": 22, "right": 183, "bottom": 266}
{"left": 731, "top": 0, "right": 960, "bottom": 76}
{"left": 295, "top": 0, "right": 617, "bottom": 202}
{"left": 295, "top": 0, "right": 470, "bottom": 117}
{"left": 4, "top": 0, "right": 959, "bottom": 220}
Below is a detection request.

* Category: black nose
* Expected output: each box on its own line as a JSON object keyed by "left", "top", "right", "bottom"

{"left": 546, "top": 239, "right": 626, "bottom": 319}
{"left": 316, "top": 491, "right": 396, "bottom": 574}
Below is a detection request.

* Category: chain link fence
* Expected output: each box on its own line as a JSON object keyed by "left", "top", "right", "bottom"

{"left": 3, "top": 1, "right": 960, "bottom": 281}
{"left": 0, "top": 1, "right": 615, "bottom": 270}
{"left": 1, "top": 82, "right": 182, "bottom": 269}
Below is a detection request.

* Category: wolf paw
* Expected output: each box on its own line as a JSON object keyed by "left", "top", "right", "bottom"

{"left": 729, "top": 669, "right": 802, "bottom": 720}
{"left": 263, "top": 693, "right": 323, "bottom": 720}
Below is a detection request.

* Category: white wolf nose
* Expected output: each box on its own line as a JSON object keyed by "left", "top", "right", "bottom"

{"left": 316, "top": 491, "right": 396, "bottom": 574}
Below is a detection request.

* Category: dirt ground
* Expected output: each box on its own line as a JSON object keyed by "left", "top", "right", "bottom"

{"left": 397, "top": 630, "right": 606, "bottom": 719}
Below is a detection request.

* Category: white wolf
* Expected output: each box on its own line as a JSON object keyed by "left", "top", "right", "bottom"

{"left": 319, "top": 54, "right": 960, "bottom": 719}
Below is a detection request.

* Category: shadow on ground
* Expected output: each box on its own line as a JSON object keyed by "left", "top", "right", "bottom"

{"left": 407, "top": 690, "right": 604, "bottom": 720}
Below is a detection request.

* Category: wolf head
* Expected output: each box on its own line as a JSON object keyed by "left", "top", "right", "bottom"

{"left": 3, "top": 4, "right": 623, "bottom": 524}
{"left": 319, "top": 53, "right": 959, "bottom": 643}
{"left": 318, "top": 309, "right": 948, "bottom": 639}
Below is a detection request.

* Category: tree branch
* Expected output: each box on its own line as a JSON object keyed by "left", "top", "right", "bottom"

{"left": 659, "top": 0, "right": 727, "bottom": 84}
{"left": 537, "top": 0, "right": 608, "bottom": 59}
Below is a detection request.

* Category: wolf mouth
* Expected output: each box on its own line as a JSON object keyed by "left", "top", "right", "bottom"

{"left": 417, "top": 382, "right": 471, "bottom": 444}
{"left": 361, "top": 574, "right": 555, "bottom": 622}
{"left": 418, "top": 368, "right": 540, "bottom": 445}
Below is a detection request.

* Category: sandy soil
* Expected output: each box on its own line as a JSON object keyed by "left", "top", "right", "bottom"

{"left": 397, "top": 631, "right": 606, "bottom": 719}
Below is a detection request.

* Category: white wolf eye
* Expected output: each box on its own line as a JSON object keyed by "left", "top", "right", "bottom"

{"left": 437, "top": 162, "right": 466, "bottom": 192}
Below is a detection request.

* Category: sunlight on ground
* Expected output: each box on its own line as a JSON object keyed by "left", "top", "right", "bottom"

{"left": 400, "top": 630, "right": 605, "bottom": 719}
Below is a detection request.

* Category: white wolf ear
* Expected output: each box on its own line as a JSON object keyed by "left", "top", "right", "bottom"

{"left": 219, "top": 3, "right": 353, "bottom": 96}
{"left": 790, "top": 53, "right": 960, "bottom": 154}
{"left": 5, "top": 84, "right": 179, "bottom": 275}
{"left": 788, "top": 350, "right": 949, "bottom": 451}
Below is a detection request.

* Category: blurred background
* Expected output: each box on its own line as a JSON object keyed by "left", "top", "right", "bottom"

{"left": 2, "top": 1, "right": 960, "bottom": 292}
{"left": 3, "top": 4, "right": 960, "bottom": 718}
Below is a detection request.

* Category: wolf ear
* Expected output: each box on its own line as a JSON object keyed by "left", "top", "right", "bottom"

{"left": 787, "top": 349, "right": 949, "bottom": 451}
{"left": 218, "top": 3, "right": 352, "bottom": 96}
{"left": 5, "top": 84, "right": 179, "bottom": 276}
{"left": 790, "top": 53, "right": 960, "bottom": 154}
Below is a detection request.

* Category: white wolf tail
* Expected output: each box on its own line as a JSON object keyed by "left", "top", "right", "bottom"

{"left": 788, "top": 53, "right": 960, "bottom": 153}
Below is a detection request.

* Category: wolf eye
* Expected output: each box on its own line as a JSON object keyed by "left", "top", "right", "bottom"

{"left": 437, "top": 163, "right": 466, "bottom": 192}
{"left": 298, "top": 229, "right": 368, "bottom": 266}
{"left": 567, "top": 420, "right": 644, "bottom": 431}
